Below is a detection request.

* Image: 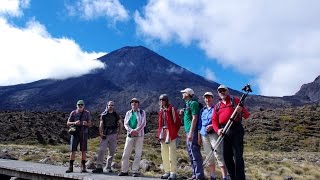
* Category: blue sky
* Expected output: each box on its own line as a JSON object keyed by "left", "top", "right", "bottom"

{"left": 1, "top": 0, "right": 320, "bottom": 96}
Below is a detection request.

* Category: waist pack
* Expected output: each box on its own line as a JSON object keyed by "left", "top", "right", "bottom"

{"left": 68, "top": 125, "right": 76, "bottom": 135}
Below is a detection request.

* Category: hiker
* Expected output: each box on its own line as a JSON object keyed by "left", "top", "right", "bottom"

{"left": 92, "top": 101, "right": 123, "bottom": 173}
{"left": 180, "top": 88, "right": 205, "bottom": 180}
{"left": 212, "top": 85, "right": 250, "bottom": 180}
{"left": 66, "top": 100, "right": 92, "bottom": 173}
{"left": 198, "top": 92, "right": 228, "bottom": 180}
{"left": 118, "top": 98, "right": 146, "bottom": 177}
{"left": 158, "top": 94, "right": 181, "bottom": 180}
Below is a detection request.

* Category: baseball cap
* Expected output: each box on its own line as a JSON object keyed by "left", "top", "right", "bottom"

{"left": 180, "top": 88, "right": 194, "bottom": 96}
{"left": 130, "top": 98, "right": 140, "bottom": 104}
{"left": 203, "top": 92, "right": 214, "bottom": 97}
{"left": 217, "top": 85, "right": 229, "bottom": 92}
{"left": 77, "top": 100, "right": 85, "bottom": 105}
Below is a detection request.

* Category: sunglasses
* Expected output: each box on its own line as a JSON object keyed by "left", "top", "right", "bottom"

{"left": 218, "top": 89, "right": 227, "bottom": 93}
{"left": 77, "top": 104, "right": 84, "bottom": 106}
{"left": 131, "top": 101, "right": 139, "bottom": 103}
{"left": 108, "top": 105, "right": 114, "bottom": 106}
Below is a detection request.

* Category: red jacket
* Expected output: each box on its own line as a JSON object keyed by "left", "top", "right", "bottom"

{"left": 158, "top": 104, "right": 181, "bottom": 140}
{"left": 212, "top": 96, "right": 250, "bottom": 132}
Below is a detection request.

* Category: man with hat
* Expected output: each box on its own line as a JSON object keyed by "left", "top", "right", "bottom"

{"left": 158, "top": 94, "right": 181, "bottom": 180}
{"left": 198, "top": 92, "right": 228, "bottom": 180}
{"left": 66, "top": 100, "right": 92, "bottom": 173}
{"left": 180, "top": 88, "right": 205, "bottom": 180}
{"left": 119, "top": 98, "right": 146, "bottom": 177}
{"left": 212, "top": 85, "right": 250, "bottom": 180}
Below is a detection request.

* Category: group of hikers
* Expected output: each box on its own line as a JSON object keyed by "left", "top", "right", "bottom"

{"left": 65, "top": 84, "right": 250, "bottom": 180}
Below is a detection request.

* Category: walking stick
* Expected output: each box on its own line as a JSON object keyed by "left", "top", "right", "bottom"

{"left": 203, "top": 84, "right": 252, "bottom": 166}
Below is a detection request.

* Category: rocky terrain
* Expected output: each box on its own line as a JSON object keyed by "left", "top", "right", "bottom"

{"left": 0, "top": 104, "right": 320, "bottom": 179}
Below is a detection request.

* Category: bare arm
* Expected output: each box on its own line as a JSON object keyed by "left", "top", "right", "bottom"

{"left": 99, "top": 116, "right": 104, "bottom": 136}
{"left": 118, "top": 119, "right": 123, "bottom": 134}
{"left": 190, "top": 114, "right": 198, "bottom": 135}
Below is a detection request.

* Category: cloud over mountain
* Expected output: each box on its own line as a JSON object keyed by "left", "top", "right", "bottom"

{"left": 134, "top": 0, "right": 320, "bottom": 96}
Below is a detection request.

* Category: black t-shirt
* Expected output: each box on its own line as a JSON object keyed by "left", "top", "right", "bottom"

{"left": 101, "top": 112, "right": 120, "bottom": 135}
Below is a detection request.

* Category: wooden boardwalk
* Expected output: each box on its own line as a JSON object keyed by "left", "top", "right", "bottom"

{"left": 0, "top": 159, "right": 156, "bottom": 180}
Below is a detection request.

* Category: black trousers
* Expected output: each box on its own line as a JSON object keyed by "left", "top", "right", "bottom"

{"left": 223, "top": 123, "right": 245, "bottom": 180}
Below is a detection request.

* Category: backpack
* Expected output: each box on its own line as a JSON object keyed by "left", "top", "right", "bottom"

{"left": 138, "top": 109, "right": 150, "bottom": 134}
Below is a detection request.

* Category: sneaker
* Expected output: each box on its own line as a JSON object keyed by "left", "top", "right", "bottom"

{"left": 133, "top": 172, "right": 139, "bottom": 177}
{"left": 168, "top": 174, "right": 177, "bottom": 180}
{"left": 105, "top": 168, "right": 113, "bottom": 173}
{"left": 92, "top": 168, "right": 103, "bottom": 173}
{"left": 161, "top": 173, "right": 170, "bottom": 179}
{"left": 210, "top": 177, "right": 217, "bottom": 180}
{"left": 118, "top": 172, "right": 129, "bottom": 176}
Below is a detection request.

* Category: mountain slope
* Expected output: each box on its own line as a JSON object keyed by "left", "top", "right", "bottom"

{"left": 295, "top": 75, "right": 320, "bottom": 102}
{"left": 0, "top": 46, "right": 314, "bottom": 112}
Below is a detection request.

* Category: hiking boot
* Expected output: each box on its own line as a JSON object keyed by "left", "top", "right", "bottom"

{"left": 161, "top": 173, "right": 170, "bottom": 179}
{"left": 132, "top": 172, "right": 139, "bottom": 177}
{"left": 65, "top": 160, "right": 74, "bottom": 173}
{"left": 118, "top": 172, "right": 129, "bottom": 176}
{"left": 65, "top": 166, "right": 73, "bottom": 173}
{"left": 92, "top": 168, "right": 103, "bottom": 173}
{"left": 168, "top": 173, "right": 177, "bottom": 180}
{"left": 81, "top": 163, "right": 87, "bottom": 173}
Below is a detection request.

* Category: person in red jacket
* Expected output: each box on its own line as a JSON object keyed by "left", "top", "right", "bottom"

{"left": 158, "top": 94, "right": 181, "bottom": 180}
{"left": 212, "top": 85, "right": 250, "bottom": 180}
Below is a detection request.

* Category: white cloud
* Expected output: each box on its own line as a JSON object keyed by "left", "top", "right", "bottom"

{"left": 203, "top": 68, "right": 216, "bottom": 81}
{"left": 0, "top": 0, "right": 30, "bottom": 17}
{"left": 135, "top": 0, "right": 320, "bottom": 96}
{"left": 0, "top": 17, "right": 106, "bottom": 86}
{"left": 66, "top": 0, "right": 129, "bottom": 23}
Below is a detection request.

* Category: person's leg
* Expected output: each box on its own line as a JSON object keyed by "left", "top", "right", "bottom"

{"left": 186, "top": 133, "right": 196, "bottom": 178}
{"left": 92, "top": 137, "right": 108, "bottom": 173}
{"left": 190, "top": 131, "right": 204, "bottom": 179}
{"left": 132, "top": 136, "right": 144, "bottom": 174}
{"left": 223, "top": 134, "right": 235, "bottom": 180}
{"left": 232, "top": 124, "right": 245, "bottom": 180}
{"left": 161, "top": 141, "right": 170, "bottom": 178}
{"left": 106, "top": 133, "right": 117, "bottom": 171}
{"left": 80, "top": 133, "right": 88, "bottom": 173}
{"left": 120, "top": 136, "right": 134, "bottom": 174}
{"left": 202, "top": 135, "right": 217, "bottom": 179}
{"left": 168, "top": 139, "right": 177, "bottom": 179}
{"left": 210, "top": 133, "right": 228, "bottom": 179}
{"left": 66, "top": 135, "right": 79, "bottom": 173}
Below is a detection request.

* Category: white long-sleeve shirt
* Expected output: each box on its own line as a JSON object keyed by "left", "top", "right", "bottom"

{"left": 124, "top": 109, "right": 146, "bottom": 137}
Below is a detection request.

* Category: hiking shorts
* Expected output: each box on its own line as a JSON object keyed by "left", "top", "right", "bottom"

{"left": 70, "top": 133, "right": 88, "bottom": 152}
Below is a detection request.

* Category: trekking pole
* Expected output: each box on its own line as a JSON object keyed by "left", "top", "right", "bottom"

{"left": 203, "top": 84, "right": 252, "bottom": 166}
